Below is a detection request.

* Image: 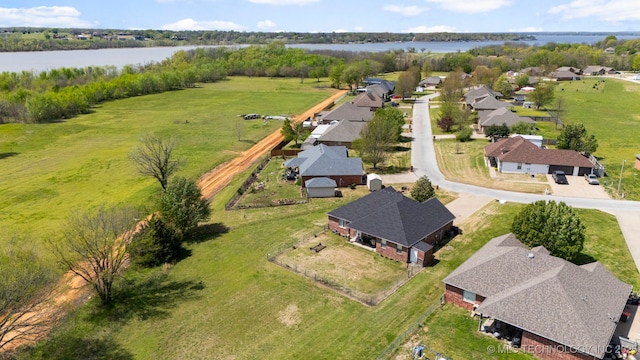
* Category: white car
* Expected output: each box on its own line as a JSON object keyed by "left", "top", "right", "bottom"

{"left": 584, "top": 174, "right": 599, "bottom": 185}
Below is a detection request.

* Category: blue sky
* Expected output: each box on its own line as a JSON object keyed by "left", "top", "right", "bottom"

{"left": 1, "top": 0, "right": 639, "bottom": 33}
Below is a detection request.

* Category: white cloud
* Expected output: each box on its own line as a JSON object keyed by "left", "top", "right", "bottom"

{"left": 248, "top": 0, "right": 319, "bottom": 5}
{"left": 383, "top": 5, "right": 428, "bottom": 16}
{"left": 0, "top": 6, "right": 94, "bottom": 27}
{"left": 354, "top": 26, "right": 364, "bottom": 32}
{"left": 425, "top": 0, "right": 512, "bottom": 13}
{"left": 509, "top": 26, "right": 543, "bottom": 32}
{"left": 332, "top": 28, "right": 350, "bottom": 33}
{"left": 404, "top": 25, "right": 456, "bottom": 33}
{"left": 161, "top": 18, "right": 246, "bottom": 31}
{"left": 548, "top": 0, "right": 640, "bottom": 21}
{"left": 257, "top": 19, "right": 277, "bottom": 29}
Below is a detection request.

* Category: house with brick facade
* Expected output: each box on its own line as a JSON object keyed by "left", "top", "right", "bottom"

{"left": 443, "top": 233, "right": 631, "bottom": 360}
{"left": 484, "top": 136, "right": 595, "bottom": 176}
{"left": 284, "top": 144, "right": 365, "bottom": 188}
{"left": 327, "top": 187, "right": 455, "bottom": 267}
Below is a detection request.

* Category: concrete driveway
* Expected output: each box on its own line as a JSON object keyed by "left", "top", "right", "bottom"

{"left": 546, "top": 174, "right": 610, "bottom": 199}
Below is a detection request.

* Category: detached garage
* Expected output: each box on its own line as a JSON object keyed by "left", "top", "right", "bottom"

{"left": 305, "top": 177, "right": 336, "bottom": 198}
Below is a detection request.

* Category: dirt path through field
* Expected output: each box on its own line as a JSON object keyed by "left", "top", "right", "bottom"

{"left": 198, "top": 90, "right": 347, "bottom": 200}
{"left": 2, "top": 90, "right": 346, "bottom": 355}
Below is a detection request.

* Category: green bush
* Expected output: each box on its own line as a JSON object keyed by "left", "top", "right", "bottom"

{"left": 456, "top": 127, "right": 472, "bottom": 142}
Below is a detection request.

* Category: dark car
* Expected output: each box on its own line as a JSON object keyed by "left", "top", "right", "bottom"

{"left": 552, "top": 170, "right": 568, "bottom": 184}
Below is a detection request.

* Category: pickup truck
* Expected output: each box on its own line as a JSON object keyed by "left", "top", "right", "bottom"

{"left": 584, "top": 173, "right": 599, "bottom": 185}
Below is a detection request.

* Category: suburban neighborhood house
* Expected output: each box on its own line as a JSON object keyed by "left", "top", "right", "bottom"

{"left": 283, "top": 144, "right": 365, "bottom": 188}
{"left": 327, "top": 187, "right": 455, "bottom": 266}
{"left": 443, "top": 233, "right": 632, "bottom": 360}
{"left": 464, "top": 85, "right": 503, "bottom": 109}
{"left": 485, "top": 136, "right": 595, "bottom": 176}
{"left": 478, "top": 107, "right": 536, "bottom": 133}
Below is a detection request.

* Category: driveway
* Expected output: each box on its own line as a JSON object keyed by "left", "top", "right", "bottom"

{"left": 546, "top": 174, "right": 610, "bottom": 199}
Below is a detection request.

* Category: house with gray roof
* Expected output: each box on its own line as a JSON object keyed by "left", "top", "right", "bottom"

{"left": 419, "top": 76, "right": 443, "bottom": 88}
{"left": 551, "top": 70, "right": 581, "bottom": 81}
{"left": 478, "top": 107, "right": 535, "bottom": 133}
{"left": 352, "top": 90, "right": 384, "bottom": 110}
{"left": 327, "top": 187, "right": 455, "bottom": 266}
{"left": 583, "top": 65, "right": 619, "bottom": 75}
{"left": 443, "top": 233, "right": 631, "bottom": 360}
{"left": 464, "top": 85, "right": 503, "bottom": 108}
{"left": 284, "top": 144, "right": 365, "bottom": 188}
{"left": 484, "top": 136, "right": 595, "bottom": 176}
{"left": 317, "top": 102, "right": 374, "bottom": 124}
{"left": 316, "top": 119, "right": 367, "bottom": 148}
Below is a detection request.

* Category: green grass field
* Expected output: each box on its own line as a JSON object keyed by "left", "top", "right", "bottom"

{"left": 0, "top": 77, "right": 336, "bottom": 259}
{"left": 556, "top": 78, "right": 640, "bottom": 199}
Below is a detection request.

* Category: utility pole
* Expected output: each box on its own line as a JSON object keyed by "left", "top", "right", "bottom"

{"left": 617, "top": 159, "right": 626, "bottom": 196}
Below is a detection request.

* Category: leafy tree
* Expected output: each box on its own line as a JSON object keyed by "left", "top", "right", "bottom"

{"left": 421, "top": 61, "right": 432, "bottom": 79}
{"left": 52, "top": 205, "right": 140, "bottom": 305}
{"left": 281, "top": 119, "right": 308, "bottom": 145}
{"left": 472, "top": 65, "right": 500, "bottom": 87}
{"left": 556, "top": 123, "right": 598, "bottom": 156}
{"left": 515, "top": 73, "right": 530, "bottom": 88}
{"left": 411, "top": 176, "right": 435, "bottom": 202}
{"left": 396, "top": 67, "right": 420, "bottom": 99}
{"left": 358, "top": 115, "right": 396, "bottom": 169}
{"left": 130, "top": 134, "right": 181, "bottom": 190}
{"left": 129, "top": 215, "right": 182, "bottom": 267}
{"left": 437, "top": 113, "right": 455, "bottom": 132}
{"left": 281, "top": 119, "right": 297, "bottom": 143}
{"left": 374, "top": 106, "right": 404, "bottom": 141}
{"left": 632, "top": 55, "right": 640, "bottom": 71}
{"left": 341, "top": 63, "right": 364, "bottom": 92}
{"left": 484, "top": 123, "right": 510, "bottom": 139}
{"left": 329, "top": 62, "right": 345, "bottom": 89}
{"left": 456, "top": 126, "right": 473, "bottom": 142}
{"left": 511, "top": 200, "right": 585, "bottom": 262}
{"left": 528, "top": 83, "right": 555, "bottom": 110}
{"left": 493, "top": 74, "right": 513, "bottom": 98}
{"left": 159, "top": 177, "right": 210, "bottom": 235}
{"left": 511, "top": 121, "right": 537, "bottom": 135}
{"left": 0, "top": 244, "right": 56, "bottom": 350}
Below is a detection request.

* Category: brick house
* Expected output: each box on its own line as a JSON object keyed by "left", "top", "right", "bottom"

{"left": 443, "top": 233, "right": 631, "bottom": 360}
{"left": 327, "top": 187, "right": 455, "bottom": 266}
{"left": 484, "top": 136, "right": 595, "bottom": 176}
{"left": 284, "top": 144, "right": 365, "bottom": 188}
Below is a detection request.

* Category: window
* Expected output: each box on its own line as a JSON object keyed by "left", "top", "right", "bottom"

{"left": 396, "top": 244, "right": 403, "bottom": 254}
{"left": 463, "top": 290, "right": 476, "bottom": 304}
{"left": 517, "top": 163, "right": 522, "bottom": 170}
{"left": 381, "top": 239, "right": 386, "bottom": 248}
{"left": 338, "top": 219, "right": 346, "bottom": 228}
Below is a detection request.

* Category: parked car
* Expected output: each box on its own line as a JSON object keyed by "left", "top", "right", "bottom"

{"left": 552, "top": 171, "right": 568, "bottom": 184}
{"left": 584, "top": 173, "right": 599, "bottom": 185}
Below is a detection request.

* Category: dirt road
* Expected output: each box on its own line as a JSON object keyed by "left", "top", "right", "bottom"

{"left": 197, "top": 90, "right": 347, "bottom": 200}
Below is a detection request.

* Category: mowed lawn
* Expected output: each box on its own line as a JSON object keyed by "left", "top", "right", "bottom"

{"left": 557, "top": 78, "right": 640, "bottom": 199}
{"left": 0, "top": 77, "right": 336, "bottom": 256}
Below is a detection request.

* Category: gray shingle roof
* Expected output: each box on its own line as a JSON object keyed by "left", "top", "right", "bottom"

{"left": 464, "top": 85, "right": 502, "bottom": 106}
{"left": 443, "top": 234, "right": 631, "bottom": 359}
{"left": 322, "top": 102, "right": 374, "bottom": 123}
{"left": 285, "top": 144, "right": 363, "bottom": 177}
{"left": 317, "top": 120, "right": 367, "bottom": 144}
{"left": 472, "top": 96, "right": 509, "bottom": 111}
{"left": 305, "top": 177, "right": 337, "bottom": 188}
{"left": 353, "top": 91, "right": 383, "bottom": 109}
{"left": 327, "top": 188, "right": 455, "bottom": 247}
{"left": 480, "top": 107, "right": 535, "bottom": 128}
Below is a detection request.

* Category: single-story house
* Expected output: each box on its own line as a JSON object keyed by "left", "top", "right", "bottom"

{"left": 510, "top": 133, "right": 543, "bottom": 148}
{"left": 367, "top": 173, "right": 382, "bottom": 191}
{"left": 520, "top": 67, "right": 545, "bottom": 76}
{"left": 583, "top": 65, "right": 619, "bottom": 75}
{"left": 419, "top": 76, "right": 442, "bottom": 88}
{"left": 604, "top": 47, "right": 615, "bottom": 54}
{"left": 484, "top": 136, "right": 595, "bottom": 175}
{"left": 362, "top": 78, "right": 395, "bottom": 96}
{"left": 327, "top": 187, "right": 455, "bottom": 266}
{"left": 352, "top": 90, "right": 384, "bottom": 111}
{"left": 478, "top": 107, "right": 535, "bottom": 133}
{"left": 284, "top": 144, "right": 365, "bottom": 187}
{"left": 464, "top": 85, "right": 503, "bottom": 108}
{"left": 316, "top": 102, "right": 374, "bottom": 124}
{"left": 305, "top": 177, "right": 337, "bottom": 198}
{"left": 551, "top": 70, "right": 581, "bottom": 81}
{"left": 443, "top": 233, "right": 631, "bottom": 360}
{"left": 316, "top": 119, "right": 367, "bottom": 149}
{"left": 555, "top": 66, "right": 582, "bottom": 75}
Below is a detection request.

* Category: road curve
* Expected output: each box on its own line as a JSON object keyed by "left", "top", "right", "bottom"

{"left": 197, "top": 90, "right": 348, "bottom": 200}
{"left": 411, "top": 94, "right": 640, "bottom": 270}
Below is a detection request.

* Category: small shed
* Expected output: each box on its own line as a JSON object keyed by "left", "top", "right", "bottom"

{"left": 305, "top": 177, "right": 337, "bottom": 198}
{"left": 367, "top": 173, "right": 382, "bottom": 191}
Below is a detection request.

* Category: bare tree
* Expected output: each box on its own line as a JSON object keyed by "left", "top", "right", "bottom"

{"left": 51, "top": 206, "right": 140, "bottom": 305}
{"left": 130, "top": 134, "right": 180, "bottom": 190}
{"left": 0, "top": 245, "right": 56, "bottom": 352}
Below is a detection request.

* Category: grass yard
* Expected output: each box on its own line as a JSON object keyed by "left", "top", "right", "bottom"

{"left": 276, "top": 232, "right": 411, "bottom": 302}
{"left": 510, "top": 106, "right": 549, "bottom": 118}
{"left": 556, "top": 78, "right": 640, "bottom": 199}
{"left": 0, "top": 76, "right": 337, "bottom": 257}
{"left": 234, "top": 157, "right": 303, "bottom": 207}
{"left": 433, "top": 139, "right": 549, "bottom": 194}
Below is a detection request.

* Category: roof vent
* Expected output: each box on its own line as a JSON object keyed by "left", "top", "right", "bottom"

{"left": 528, "top": 253, "right": 535, "bottom": 259}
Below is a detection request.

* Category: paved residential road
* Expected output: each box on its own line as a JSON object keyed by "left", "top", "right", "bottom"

{"left": 411, "top": 94, "right": 640, "bottom": 271}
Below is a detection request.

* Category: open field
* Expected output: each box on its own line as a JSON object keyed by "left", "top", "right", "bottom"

{"left": 434, "top": 139, "right": 549, "bottom": 194}
{"left": 0, "top": 77, "right": 337, "bottom": 256}
{"left": 21, "top": 177, "right": 639, "bottom": 359}
{"left": 557, "top": 78, "right": 640, "bottom": 200}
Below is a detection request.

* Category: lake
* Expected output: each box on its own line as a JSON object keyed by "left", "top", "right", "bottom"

{"left": 1, "top": 33, "right": 639, "bottom": 74}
